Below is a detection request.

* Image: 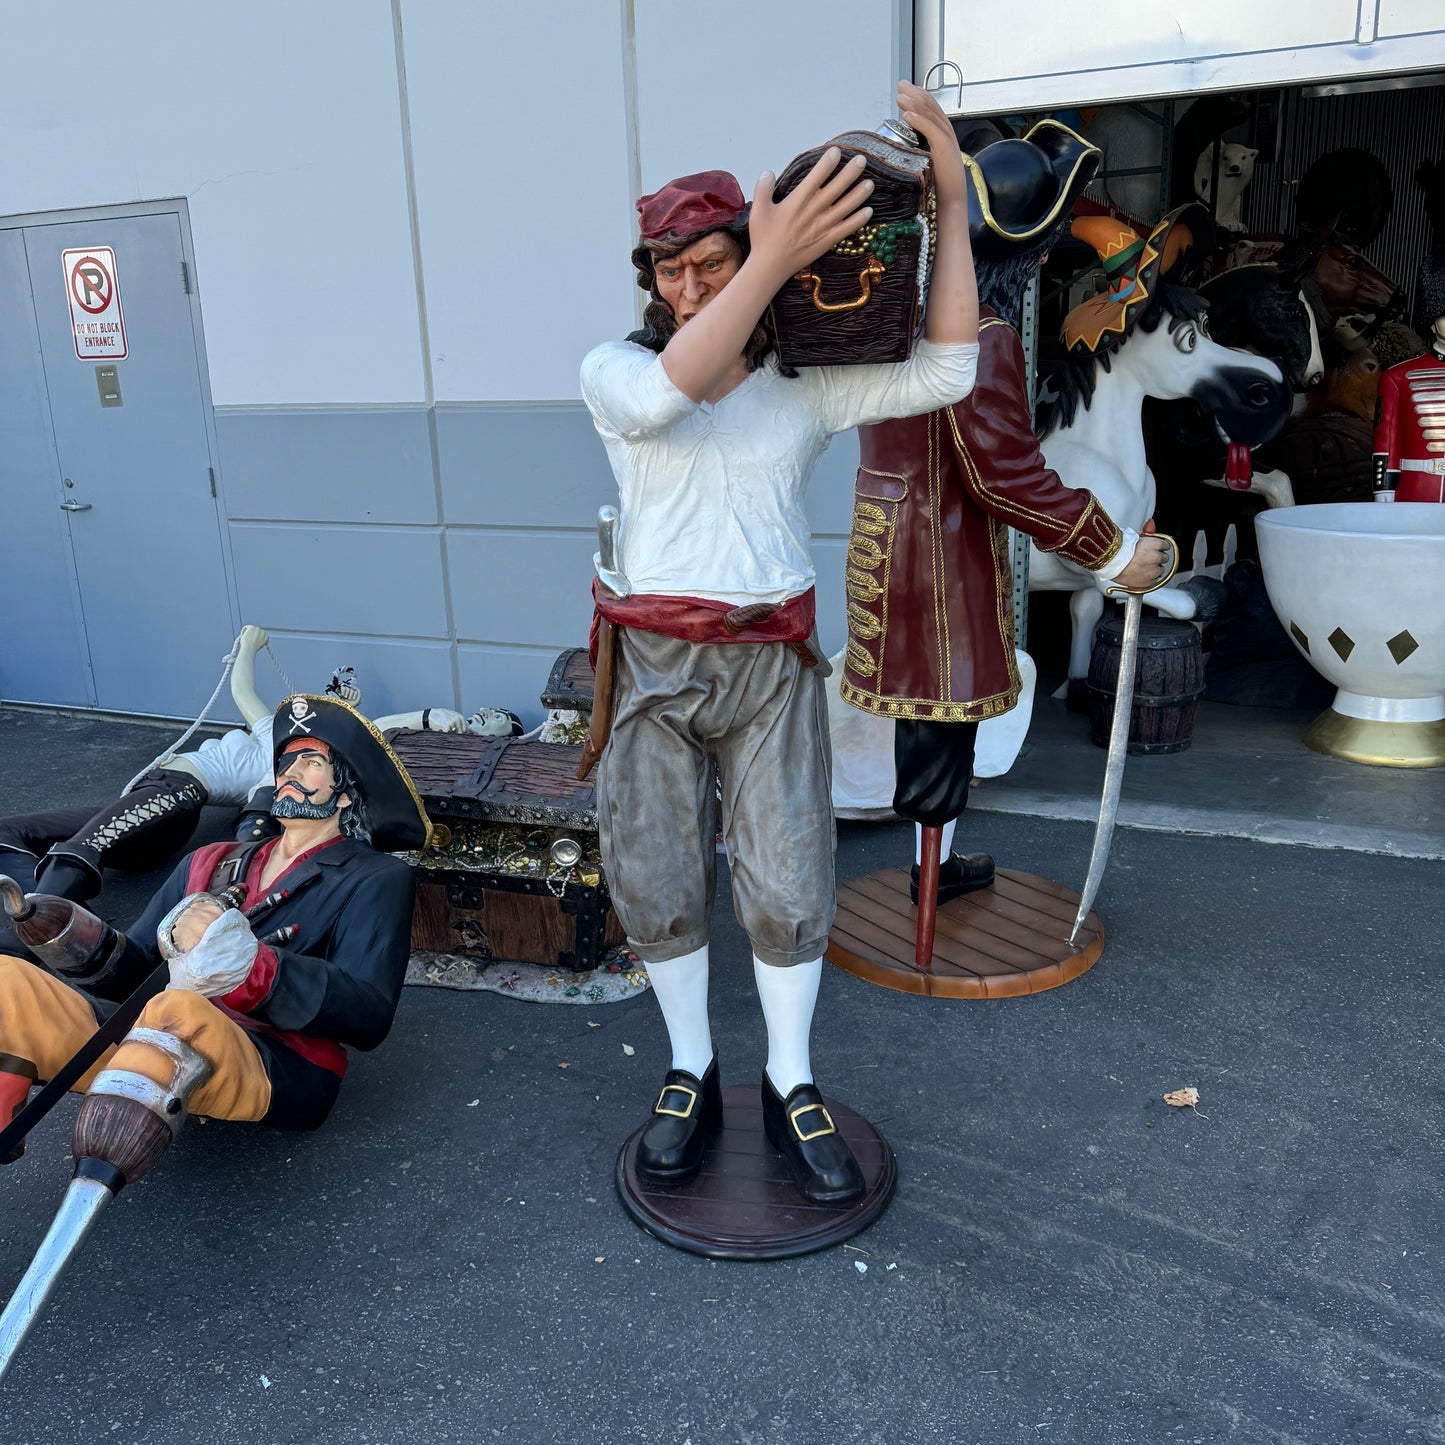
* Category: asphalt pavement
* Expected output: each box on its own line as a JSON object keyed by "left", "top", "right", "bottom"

{"left": 0, "top": 706, "right": 1441, "bottom": 1445}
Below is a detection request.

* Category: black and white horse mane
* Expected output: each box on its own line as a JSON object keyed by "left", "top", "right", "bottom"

{"left": 1036, "top": 279, "right": 1210, "bottom": 438}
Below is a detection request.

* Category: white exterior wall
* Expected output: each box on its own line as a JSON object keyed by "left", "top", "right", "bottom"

{"left": 0, "top": 1, "right": 424, "bottom": 407}
{"left": 0, "top": 0, "right": 908, "bottom": 408}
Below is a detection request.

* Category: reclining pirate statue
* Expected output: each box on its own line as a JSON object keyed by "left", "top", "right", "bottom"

{"left": 0, "top": 693, "right": 433, "bottom": 1379}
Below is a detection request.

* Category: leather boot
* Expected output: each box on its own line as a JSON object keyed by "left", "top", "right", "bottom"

{"left": 761, "top": 1074, "right": 864, "bottom": 1205}
{"left": 910, "top": 851, "right": 995, "bottom": 905}
{"left": 636, "top": 1056, "right": 722, "bottom": 1184}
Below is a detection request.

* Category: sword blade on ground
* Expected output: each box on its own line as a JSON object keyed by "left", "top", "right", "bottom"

{"left": 1068, "top": 589, "right": 1142, "bottom": 949}
{"left": 0, "top": 1175, "right": 114, "bottom": 1382}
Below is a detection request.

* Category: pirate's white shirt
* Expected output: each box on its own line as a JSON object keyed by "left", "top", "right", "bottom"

{"left": 580, "top": 339, "right": 979, "bottom": 605}
{"left": 163, "top": 713, "right": 275, "bottom": 807}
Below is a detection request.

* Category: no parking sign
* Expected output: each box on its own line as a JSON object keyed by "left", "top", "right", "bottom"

{"left": 62, "top": 246, "right": 127, "bottom": 360}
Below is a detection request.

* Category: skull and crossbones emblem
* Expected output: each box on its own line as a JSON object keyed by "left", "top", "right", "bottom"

{"left": 288, "top": 698, "right": 318, "bottom": 735}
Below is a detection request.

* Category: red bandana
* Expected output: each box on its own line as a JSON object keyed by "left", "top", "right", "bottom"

{"left": 636, "top": 171, "right": 746, "bottom": 243}
{"left": 280, "top": 738, "right": 331, "bottom": 759}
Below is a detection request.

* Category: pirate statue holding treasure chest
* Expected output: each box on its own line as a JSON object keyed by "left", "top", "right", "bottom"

{"left": 0, "top": 693, "right": 433, "bottom": 1377}
{"left": 579, "top": 80, "right": 981, "bottom": 1209}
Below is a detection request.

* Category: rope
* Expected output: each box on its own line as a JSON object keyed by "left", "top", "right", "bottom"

{"left": 264, "top": 642, "right": 296, "bottom": 697}
{"left": 122, "top": 633, "right": 245, "bottom": 792}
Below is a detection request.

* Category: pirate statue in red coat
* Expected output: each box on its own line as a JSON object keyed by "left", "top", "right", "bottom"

{"left": 839, "top": 122, "right": 1173, "bottom": 912}
{"left": 0, "top": 695, "right": 433, "bottom": 1378}
{"left": 1373, "top": 314, "right": 1445, "bottom": 502}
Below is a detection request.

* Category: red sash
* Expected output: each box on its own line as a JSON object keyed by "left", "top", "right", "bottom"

{"left": 588, "top": 579, "right": 815, "bottom": 669}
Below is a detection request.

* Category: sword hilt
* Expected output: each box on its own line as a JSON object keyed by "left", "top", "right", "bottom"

{"left": 1103, "top": 532, "right": 1179, "bottom": 598}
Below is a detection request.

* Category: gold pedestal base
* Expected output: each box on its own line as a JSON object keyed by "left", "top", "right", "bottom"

{"left": 1305, "top": 710, "right": 1445, "bottom": 768}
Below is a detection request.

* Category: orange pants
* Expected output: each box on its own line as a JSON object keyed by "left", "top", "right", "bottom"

{"left": 0, "top": 954, "right": 272, "bottom": 1122}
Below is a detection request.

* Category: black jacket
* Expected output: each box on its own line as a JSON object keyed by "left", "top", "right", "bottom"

{"left": 108, "top": 839, "right": 417, "bottom": 1053}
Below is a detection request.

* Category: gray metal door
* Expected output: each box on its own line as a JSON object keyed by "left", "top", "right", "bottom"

{"left": 0, "top": 228, "right": 94, "bottom": 706}
{"left": 15, "top": 210, "right": 235, "bottom": 717}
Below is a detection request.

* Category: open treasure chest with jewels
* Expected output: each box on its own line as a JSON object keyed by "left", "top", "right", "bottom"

{"left": 768, "top": 119, "right": 936, "bottom": 368}
{"left": 387, "top": 731, "right": 624, "bottom": 971}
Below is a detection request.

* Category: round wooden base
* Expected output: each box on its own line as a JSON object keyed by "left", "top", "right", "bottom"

{"left": 827, "top": 867, "right": 1104, "bottom": 999}
{"left": 615, "top": 1086, "right": 897, "bottom": 1260}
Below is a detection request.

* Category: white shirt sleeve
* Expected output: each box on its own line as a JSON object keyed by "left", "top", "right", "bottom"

{"left": 800, "top": 339, "right": 980, "bottom": 436}
{"left": 580, "top": 341, "right": 699, "bottom": 442}
{"left": 1092, "top": 528, "right": 1140, "bottom": 582}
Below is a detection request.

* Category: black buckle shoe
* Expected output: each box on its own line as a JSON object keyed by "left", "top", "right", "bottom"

{"left": 909, "top": 851, "right": 995, "bottom": 906}
{"left": 636, "top": 1057, "right": 722, "bottom": 1184}
{"left": 761, "top": 1075, "right": 864, "bottom": 1205}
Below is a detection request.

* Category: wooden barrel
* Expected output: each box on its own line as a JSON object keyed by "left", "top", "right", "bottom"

{"left": 1086, "top": 615, "right": 1204, "bottom": 755}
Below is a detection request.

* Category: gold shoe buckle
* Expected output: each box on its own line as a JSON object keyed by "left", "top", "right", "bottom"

{"left": 789, "top": 1102, "right": 836, "bottom": 1142}
{"left": 654, "top": 1084, "right": 698, "bottom": 1119}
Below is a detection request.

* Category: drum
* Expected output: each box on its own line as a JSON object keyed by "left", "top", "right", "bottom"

{"left": 1086, "top": 615, "right": 1205, "bottom": 755}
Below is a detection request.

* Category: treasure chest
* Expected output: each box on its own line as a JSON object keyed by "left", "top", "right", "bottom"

{"left": 389, "top": 732, "right": 626, "bottom": 971}
{"left": 768, "top": 121, "right": 935, "bottom": 368}
{"left": 541, "top": 647, "right": 595, "bottom": 714}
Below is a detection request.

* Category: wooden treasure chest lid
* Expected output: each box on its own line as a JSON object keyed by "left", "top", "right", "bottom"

{"left": 387, "top": 732, "right": 599, "bottom": 831}
{"left": 540, "top": 647, "right": 595, "bottom": 713}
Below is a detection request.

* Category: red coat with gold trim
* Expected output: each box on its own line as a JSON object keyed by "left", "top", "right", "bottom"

{"left": 1374, "top": 350, "right": 1445, "bottom": 503}
{"left": 840, "top": 310, "right": 1125, "bottom": 721}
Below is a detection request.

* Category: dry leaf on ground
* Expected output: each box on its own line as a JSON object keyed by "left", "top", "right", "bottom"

{"left": 1163, "top": 1087, "right": 1199, "bottom": 1107}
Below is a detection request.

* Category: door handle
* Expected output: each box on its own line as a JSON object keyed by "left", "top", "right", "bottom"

{"left": 60, "top": 500, "right": 93, "bottom": 512}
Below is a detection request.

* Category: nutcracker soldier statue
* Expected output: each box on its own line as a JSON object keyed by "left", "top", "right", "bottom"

{"left": 1373, "top": 315, "right": 1445, "bottom": 502}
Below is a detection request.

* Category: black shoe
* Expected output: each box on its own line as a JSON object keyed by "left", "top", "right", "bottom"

{"left": 909, "top": 851, "right": 995, "bottom": 905}
{"left": 761, "top": 1074, "right": 865, "bottom": 1205}
{"left": 635, "top": 1057, "right": 722, "bottom": 1184}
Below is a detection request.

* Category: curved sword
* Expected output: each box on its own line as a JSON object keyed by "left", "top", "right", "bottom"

{"left": 1068, "top": 534, "right": 1180, "bottom": 949}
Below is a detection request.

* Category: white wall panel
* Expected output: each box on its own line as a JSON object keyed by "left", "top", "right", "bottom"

{"left": 400, "top": 0, "right": 636, "bottom": 403}
{"left": 926, "top": 0, "right": 1445, "bottom": 110}
{"left": 0, "top": 2, "right": 423, "bottom": 406}
{"left": 633, "top": 0, "right": 908, "bottom": 200}
{"left": 228, "top": 523, "right": 449, "bottom": 638}
{"left": 1380, "top": 1, "right": 1445, "bottom": 37}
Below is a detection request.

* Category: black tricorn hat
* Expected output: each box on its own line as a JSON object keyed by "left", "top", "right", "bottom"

{"left": 272, "top": 694, "right": 436, "bottom": 852}
{"left": 963, "top": 119, "right": 1102, "bottom": 259}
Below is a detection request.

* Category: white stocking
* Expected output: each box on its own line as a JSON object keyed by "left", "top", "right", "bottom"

{"left": 915, "top": 819, "right": 957, "bottom": 865}
{"left": 645, "top": 944, "right": 713, "bottom": 1077}
{"left": 753, "top": 954, "right": 821, "bottom": 1094}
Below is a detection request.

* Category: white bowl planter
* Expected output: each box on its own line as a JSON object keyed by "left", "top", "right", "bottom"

{"left": 1255, "top": 503, "right": 1445, "bottom": 766}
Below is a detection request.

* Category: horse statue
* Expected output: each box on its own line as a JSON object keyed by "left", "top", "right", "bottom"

{"left": 1028, "top": 207, "right": 1293, "bottom": 696}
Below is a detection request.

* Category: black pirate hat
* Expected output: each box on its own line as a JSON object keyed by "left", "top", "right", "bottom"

{"left": 272, "top": 694, "right": 435, "bottom": 852}
{"left": 963, "top": 120, "right": 1102, "bottom": 259}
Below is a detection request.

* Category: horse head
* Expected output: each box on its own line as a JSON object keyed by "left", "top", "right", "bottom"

{"left": 1119, "top": 311, "right": 1292, "bottom": 454}
{"left": 1198, "top": 262, "right": 1327, "bottom": 393}
{"left": 1312, "top": 241, "right": 1402, "bottom": 319}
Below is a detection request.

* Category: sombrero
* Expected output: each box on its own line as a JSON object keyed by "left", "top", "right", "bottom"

{"left": 272, "top": 694, "right": 436, "bottom": 852}
{"left": 1062, "top": 202, "right": 1215, "bottom": 355}
{"left": 963, "top": 119, "right": 1102, "bottom": 259}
